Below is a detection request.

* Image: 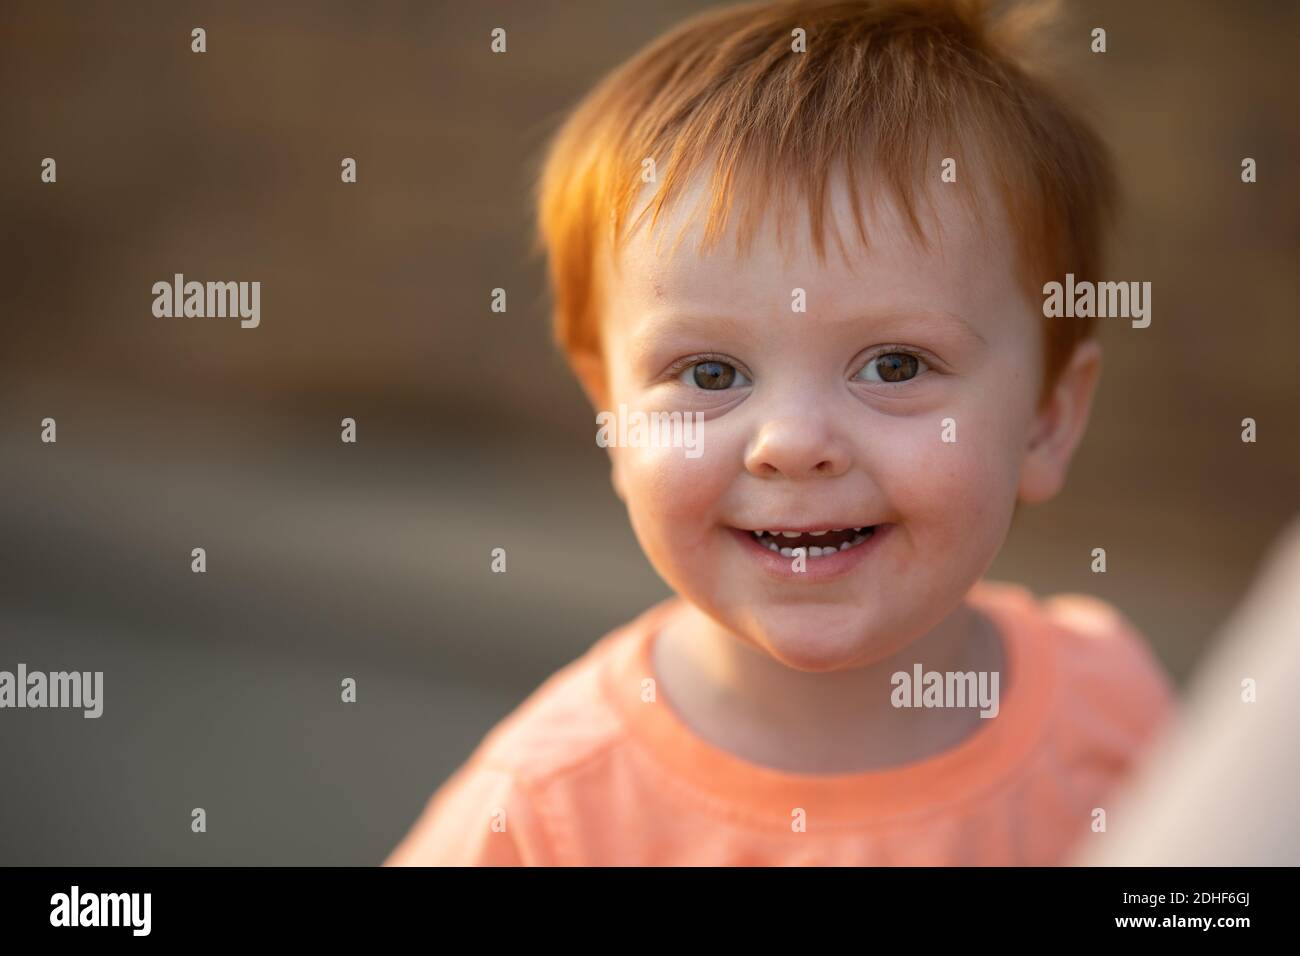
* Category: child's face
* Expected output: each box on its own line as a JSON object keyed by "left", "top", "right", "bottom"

{"left": 587, "top": 175, "right": 1096, "bottom": 672}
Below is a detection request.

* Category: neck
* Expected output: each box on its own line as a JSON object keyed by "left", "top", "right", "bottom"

{"left": 653, "top": 597, "right": 1007, "bottom": 774}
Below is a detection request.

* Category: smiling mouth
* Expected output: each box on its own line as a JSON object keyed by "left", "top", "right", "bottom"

{"left": 746, "top": 526, "right": 876, "bottom": 557}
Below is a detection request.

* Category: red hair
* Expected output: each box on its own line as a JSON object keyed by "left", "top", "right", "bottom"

{"left": 535, "top": 0, "right": 1117, "bottom": 402}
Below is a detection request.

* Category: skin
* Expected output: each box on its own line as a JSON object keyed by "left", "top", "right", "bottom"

{"left": 572, "top": 170, "right": 1102, "bottom": 773}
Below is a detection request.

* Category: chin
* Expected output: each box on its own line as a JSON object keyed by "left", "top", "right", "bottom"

{"left": 739, "top": 605, "right": 895, "bottom": 672}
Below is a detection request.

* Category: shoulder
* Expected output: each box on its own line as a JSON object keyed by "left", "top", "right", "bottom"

{"left": 467, "top": 603, "right": 666, "bottom": 787}
{"left": 983, "top": 580, "right": 1177, "bottom": 756}
{"left": 384, "top": 602, "right": 670, "bottom": 865}
{"left": 1040, "top": 589, "right": 1176, "bottom": 731}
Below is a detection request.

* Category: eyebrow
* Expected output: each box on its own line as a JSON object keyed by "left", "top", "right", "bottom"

{"left": 872, "top": 307, "right": 989, "bottom": 346}
{"left": 633, "top": 306, "right": 988, "bottom": 349}
{"left": 633, "top": 310, "right": 755, "bottom": 341}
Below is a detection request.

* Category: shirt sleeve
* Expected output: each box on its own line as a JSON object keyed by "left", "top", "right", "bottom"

{"left": 1044, "top": 591, "right": 1179, "bottom": 742}
{"left": 382, "top": 765, "right": 550, "bottom": 866}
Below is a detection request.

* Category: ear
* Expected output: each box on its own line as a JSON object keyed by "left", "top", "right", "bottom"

{"left": 1017, "top": 339, "right": 1102, "bottom": 505}
{"left": 570, "top": 349, "right": 628, "bottom": 503}
{"left": 570, "top": 349, "right": 609, "bottom": 411}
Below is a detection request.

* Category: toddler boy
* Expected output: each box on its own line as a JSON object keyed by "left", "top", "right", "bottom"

{"left": 387, "top": 0, "right": 1175, "bottom": 866}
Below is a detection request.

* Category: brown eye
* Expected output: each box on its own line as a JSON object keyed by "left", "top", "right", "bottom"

{"left": 857, "top": 352, "right": 923, "bottom": 383}
{"left": 690, "top": 360, "right": 739, "bottom": 390}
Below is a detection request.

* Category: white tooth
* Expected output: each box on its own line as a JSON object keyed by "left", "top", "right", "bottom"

{"left": 779, "top": 547, "right": 794, "bottom": 557}
{"left": 811, "top": 530, "right": 827, "bottom": 536}
{"left": 766, "top": 541, "right": 781, "bottom": 553}
{"left": 839, "top": 541, "right": 851, "bottom": 551}
{"left": 808, "top": 546, "right": 825, "bottom": 557}
{"left": 781, "top": 531, "right": 800, "bottom": 538}
{"left": 850, "top": 534, "right": 865, "bottom": 546}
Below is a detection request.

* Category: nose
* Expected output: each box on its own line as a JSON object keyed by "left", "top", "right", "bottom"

{"left": 744, "top": 415, "right": 852, "bottom": 480}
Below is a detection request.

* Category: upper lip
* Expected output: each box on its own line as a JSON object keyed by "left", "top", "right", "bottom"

{"left": 735, "top": 523, "right": 877, "bottom": 533}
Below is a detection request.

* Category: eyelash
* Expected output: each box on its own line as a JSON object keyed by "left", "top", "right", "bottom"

{"left": 665, "top": 353, "right": 752, "bottom": 387}
{"left": 852, "top": 346, "right": 934, "bottom": 383}
{"left": 663, "top": 347, "right": 937, "bottom": 387}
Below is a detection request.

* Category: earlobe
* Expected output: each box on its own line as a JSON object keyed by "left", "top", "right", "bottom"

{"left": 570, "top": 349, "right": 625, "bottom": 502}
{"left": 609, "top": 454, "right": 627, "bottom": 503}
{"left": 1017, "top": 339, "right": 1102, "bottom": 505}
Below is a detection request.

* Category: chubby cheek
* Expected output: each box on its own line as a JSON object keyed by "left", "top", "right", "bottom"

{"left": 615, "top": 439, "right": 737, "bottom": 587}
{"left": 875, "top": 412, "right": 1023, "bottom": 576}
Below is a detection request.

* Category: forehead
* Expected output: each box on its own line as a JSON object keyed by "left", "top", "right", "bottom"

{"left": 602, "top": 166, "right": 1022, "bottom": 327}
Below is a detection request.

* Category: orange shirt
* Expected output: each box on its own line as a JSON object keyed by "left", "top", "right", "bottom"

{"left": 384, "top": 580, "right": 1177, "bottom": 866}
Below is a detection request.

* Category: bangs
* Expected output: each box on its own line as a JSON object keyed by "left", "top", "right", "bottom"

{"left": 536, "top": 0, "right": 1116, "bottom": 392}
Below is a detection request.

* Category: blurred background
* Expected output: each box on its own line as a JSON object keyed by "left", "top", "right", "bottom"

{"left": 1, "top": 0, "right": 1297, "bottom": 864}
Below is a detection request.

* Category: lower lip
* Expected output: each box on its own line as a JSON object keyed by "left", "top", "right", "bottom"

{"left": 729, "top": 525, "right": 892, "bottom": 581}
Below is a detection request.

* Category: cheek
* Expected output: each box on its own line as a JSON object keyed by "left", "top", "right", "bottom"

{"left": 872, "top": 412, "right": 1023, "bottom": 548}
{"left": 616, "top": 442, "right": 733, "bottom": 547}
